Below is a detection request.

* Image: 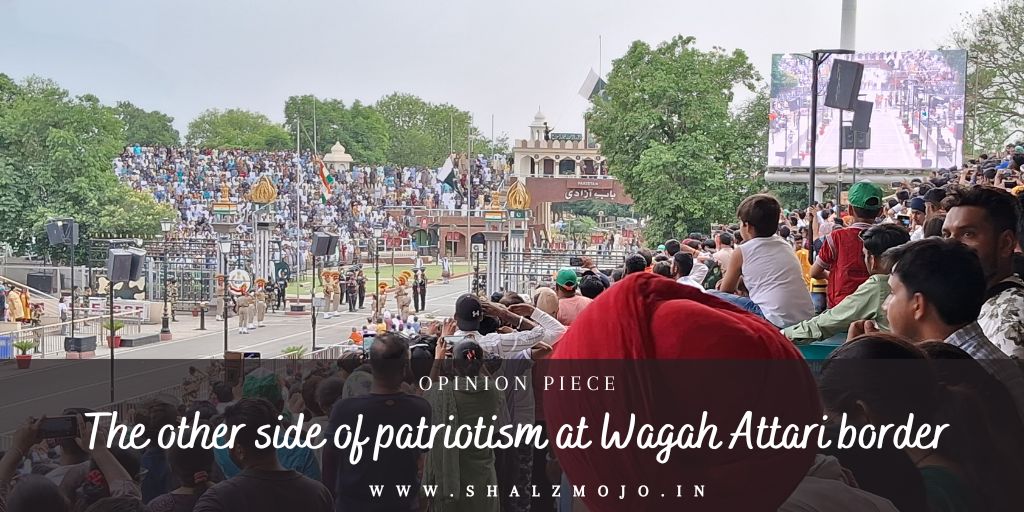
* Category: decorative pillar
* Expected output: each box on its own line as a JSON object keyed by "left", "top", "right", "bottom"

{"left": 250, "top": 175, "right": 279, "bottom": 282}
{"left": 482, "top": 196, "right": 508, "bottom": 297}
{"left": 506, "top": 179, "right": 532, "bottom": 294}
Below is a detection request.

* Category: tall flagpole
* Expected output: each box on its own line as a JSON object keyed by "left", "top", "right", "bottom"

{"left": 466, "top": 114, "right": 472, "bottom": 291}
{"left": 312, "top": 98, "right": 318, "bottom": 153}
{"left": 295, "top": 119, "right": 301, "bottom": 303}
{"left": 449, "top": 113, "right": 454, "bottom": 154}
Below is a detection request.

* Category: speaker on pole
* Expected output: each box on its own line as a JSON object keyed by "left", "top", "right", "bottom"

{"left": 824, "top": 59, "right": 864, "bottom": 111}
{"left": 46, "top": 222, "right": 65, "bottom": 246}
{"left": 107, "top": 249, "right": 134, "bottom": 282}
{"left": 311, "top": 232, "right": 339, "bottom": 257}
{"left": 851, "top": 100, "right": 873, "bottom": 133}
{"left": 127, "top": 248, "right": 146, "bottom": 282}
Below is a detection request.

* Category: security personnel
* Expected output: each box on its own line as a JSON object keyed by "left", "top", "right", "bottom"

{"left": 356, "top": 270, "right": 367, "bottom": 309}
{"left": 166, "top": 277, "right": 179, "bottom": 322}
{"left": 329, "top": 271, "right": 343, "bottom": 317}
{"left": 415, "top": 269, "right": 427, "bottom": 312}
{"left": 236, "top": 290, "right": 253, "bottom": 334}
{"left": 322, "top": 270, "right": 336, "bottom": 319}
{"left": 213, "top": 275, "right": 227, "bottom": 321}
{"left": 254, "top": 279, "right": 268, "bottom": 327}
{"left": 346, "top": 271, "right": 358, "bottom": 312}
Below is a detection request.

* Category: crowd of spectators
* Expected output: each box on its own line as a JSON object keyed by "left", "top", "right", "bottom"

{"left": 4, "top": 145, "right": 1024, "bottom": 511}
{"left": 114, "top": 145, "right": 507, "bottom": 267}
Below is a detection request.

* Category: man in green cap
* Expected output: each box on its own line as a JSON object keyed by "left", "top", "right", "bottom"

{"left": 555, "top": 267, "right": 592, "bottom": 326}
{"left": 810, "top": 180, "right": 885, "bottom": 308}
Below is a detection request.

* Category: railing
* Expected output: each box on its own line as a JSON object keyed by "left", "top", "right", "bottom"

{"left": 0, "top": 309, "right": 144, "bottom": 359}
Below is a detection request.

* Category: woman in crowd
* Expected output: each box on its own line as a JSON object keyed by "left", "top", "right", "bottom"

{"left": 146, "top": 444, "right": 214, "bottom": 512}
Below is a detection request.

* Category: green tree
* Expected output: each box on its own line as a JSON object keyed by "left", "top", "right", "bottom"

{"left": 951, "top": 1, "right": 1024, "bottom": 153}
{"left": 554, "top": 199, "right": 635, "bottom": 220}
{"left": 283, "top": 95, "right": 389, "bottom": 164}
{"left": 115, "top": 101, "right": 179, "bottom": 146}
{"left": 562, "top": 216, "right": 598, "bottom": 245}
{"left": 588, "top": 36, "right": 761, "bottom": 240}
{"left": 186, "top": 108, "right": 291, "bottom": 150}
{"left": 0, "top": 75, "right": 175, "bottom": 260}
{"left": 374, "top": 93, "right": 508, "bottom": 167}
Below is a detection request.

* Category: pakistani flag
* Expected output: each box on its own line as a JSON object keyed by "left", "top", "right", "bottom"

{"left": 315, "top": 157, "right": 334, "bottom": 204}
{"left": 436, "top": 156, "right": 457, "bottom": 190}
{"left": 578, "top": 69, "right": 607, "bottom": 101}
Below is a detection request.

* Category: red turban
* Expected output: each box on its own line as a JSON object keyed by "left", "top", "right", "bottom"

{"left": 544, "top": 273, "right": 821, "bottom": 511}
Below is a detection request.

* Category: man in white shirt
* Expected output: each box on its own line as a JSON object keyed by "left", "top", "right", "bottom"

{"left": 450, "top": 294, "right": 563, "bottom": 357}
{"left": 672, "top": 253, "right": 705, "bottom": 291}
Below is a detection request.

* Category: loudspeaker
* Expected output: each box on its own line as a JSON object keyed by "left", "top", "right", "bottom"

{"left": 824, "top": 59, "right": 864, "bottom": 111}
{"left": 46, "top": 222, "right": 64, "bottom": 246}
{"left": 851, "top": 100, "right": 873, "bottom": 133}
{"left": 127, "top": 248, "right": 146, "bottom": 282}
{"left": 954, "top": 121, "right": 964, "bottom": 139}
{"left": 842, "top": 127, "right": 872, "bottom": 150}
{"left": 310, "top": 232, "right": 339, "bottom": 257}
{"left": 45, "top": 219, "right": 79, "bottom": 246}
{"left": 64, "top": 335, "right": 97, "bottom": 353}
{"left": 106, "top": 249, "right": 133, "bottom": 282}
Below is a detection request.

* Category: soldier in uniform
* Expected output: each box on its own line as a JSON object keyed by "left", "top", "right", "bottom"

{"left": 275, "top": 277, "right": 288, "bottom": 310}
{"left": 166, "top": 277, "right": 179, "bottom": 322}
{"left": 329, "top": 270, "right": 343, "bottom": 318}
{"left": 236, "top": 290, "right": 253, "bottom": 334}
{"left": 412, "top": 269, "right": 422, "bottom": 313}
{"left": 322, "top": 270, "right": 336, "bottom": 319}
{"left": 213, "top": 275, "right": 227, "bottom": 321}
{"left": 356, "top": 270, "right": 367, "bottom": 309}
{"left": 264, "top": 279, "right": 278, "bottom": 312}
{"left": 254, "top": 278, "right": 268, "bottom": 327}
{"left": 395, "top": 277, "right": 412, "bottom": 319}
{"left": 414, "top": 269, "right": 427, "bottom": 312}
{"left": 346, "top": 271, "right": 358, "bottom": 312}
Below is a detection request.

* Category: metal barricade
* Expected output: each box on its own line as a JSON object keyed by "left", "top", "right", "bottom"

{"left": 473, "top": 248, "right": 630, "bottom": 293}
{"left": 0, "top": 309, "right": 143, "bottom": 358}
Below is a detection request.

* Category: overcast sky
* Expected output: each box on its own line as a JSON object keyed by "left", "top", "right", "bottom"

{"left": 0, "top": 0, "right": 993, "bottom": 145}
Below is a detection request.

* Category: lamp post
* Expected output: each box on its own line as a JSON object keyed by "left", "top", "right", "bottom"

{"left": 219, "top": 238, "right": 233, "bottom": 353}
{"left": 373, "top": 227, "right": 382, "bottom": 322}
{"left": 160, "top": 219, "right": 172, "bottom": 340}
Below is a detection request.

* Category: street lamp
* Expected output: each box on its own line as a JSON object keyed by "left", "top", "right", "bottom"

{"left": 373, "top": 227, "right": 382, "bottom": 322}
{"left": 159, "top": 219, "right": 173, "bottom": 340}
{"left": 219, "top": 238, "right": 233, "bottom": 353}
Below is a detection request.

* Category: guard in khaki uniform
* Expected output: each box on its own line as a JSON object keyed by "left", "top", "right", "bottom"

{"left": 236, "top": 291, "right": 253, "bottom": 334}
{"left": 395, "top": 277, "right": 412, "bottom": 320}
{"left": 213, "top": 275, "right": 227, "bottom": 321}
{"left": 329, "top": 271, "right": 342, "bottom": 318}
{"left": 323, "top": 270, "right": 336, "bottom": 319}
{"left": 254, "top": 278, "right": 268, "bottom": 327}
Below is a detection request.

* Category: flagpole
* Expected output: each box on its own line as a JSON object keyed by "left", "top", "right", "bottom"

{"left": 466, "top": 114, "right": 472, "bottom": 292}
{"left": 312, "top": 98, "right": 318, "bottom": 154}
{"left": 295, "top": 119, "right": 301, "bottom": 304}
{"left": 449, "top": 113, "right": 454, "bottom": 154}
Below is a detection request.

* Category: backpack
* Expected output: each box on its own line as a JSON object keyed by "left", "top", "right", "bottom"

{"left": 702, "top": 259, "right": 724, "bottom": 290}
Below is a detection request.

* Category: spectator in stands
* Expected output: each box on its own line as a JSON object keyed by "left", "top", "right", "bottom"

{"left": 450, "top": 294, "right": 559, "bottom": 357}
{"left": 715, "top": 194, "right": 813, "bottom": 327}
{"left": 818, "top": 208, "right": 835, "bottom": 238}
{"left": 622, "top": 254, "right": 647, "bottom": 276}
{"left": 909, "top": 196, "right": 927, "bottom": 241}
{"left": 671, "top": 252, "right": 704, "bottom": 291}
{"left": 713, "top": 232, "right": 735, "bottom": 271}
{"left": 147, "top": 444, "right": 215, "bottom": 512}
{"left": 211, "top": 382, "right": 236, "bottom": 414}
{"left": 854, "top": 238, "right": 1024, "bottom": 418}
{"left": 554, "top": 269, "right": 593, "bottom": 326}
{"left": 578, "top": 274, "right": 607, "bottom": 300}
{"left": 943, "top": 186, "right": 1024, "bottom": 359}
{"left": 784, "top": 224, "right": 909, "bottom": 344}
{"left": 811, "top": 181, "right": 884, "bottom": 308}
{"left": 323, "top": 334, "right": 430, "bottom": 512}
{"left": 651, "top": 261, "right": 672, "bottom": 278}
{"left": 195, "top": 398, "right": 332, "bottom": 512}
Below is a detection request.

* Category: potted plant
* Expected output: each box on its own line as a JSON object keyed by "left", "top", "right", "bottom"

{"left": 102, "top": 320, "right": 125, "bottom": 348}
{"left": 281, "top": 345, "right": 307, "bottom": 359}
{"left": 13, "top": 340, "right": 37, "bottom": 369}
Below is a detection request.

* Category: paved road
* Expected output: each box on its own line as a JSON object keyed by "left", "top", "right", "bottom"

{"left": 0, "top": 276, "right": 471, "bottom": 437}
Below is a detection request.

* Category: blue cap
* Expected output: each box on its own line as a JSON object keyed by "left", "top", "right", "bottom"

{"left": 909, "top": 197, "right": 926, "bottom": 213}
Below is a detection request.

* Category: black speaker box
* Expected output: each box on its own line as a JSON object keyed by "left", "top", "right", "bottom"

{"left": 851, "top": 100, "right": 873, "bottom": 133}
{"left": 824, "top": 59, "right": 864, "bottom": 111}
{"left": 26, "top": 273, "right": 55, "bottom": 294}
{"left": 46, "top": 222, "right": 64, "bottom": 246}
{"left": 127, "top": 248, "right": 146, "bottom": 281}
{"left": 107, "top": 249, "right": 134, "bottom": 282}
{"left": 64, "top": 335, "right": 97, "bottom": 353}
{"left": 311, "top": 232, "right": 339, "bottom": 257}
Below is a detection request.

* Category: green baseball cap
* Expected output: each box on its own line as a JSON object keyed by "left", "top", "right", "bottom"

{"left": 657, "top": 244, "right": 666, "bottom": 251}
{"left": 848, "top": 181, "right": 884, "bottom": 210}
{"left": 555, "top": 268, "right": 578, "bottom": 289}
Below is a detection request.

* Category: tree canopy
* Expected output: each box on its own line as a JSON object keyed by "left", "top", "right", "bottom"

{"left": 283, "top": 95, "right": 389, "bottom": 164}
{"left": 951, "top": 0, "right": 1024, "bottom": 152}
{"left": 115, "top": 101, "right": 179, "bottom": 146}
{"left": 588, "top": 36, "right": 764, "bottom": 240}
{"left": 185, "top": 108, "right": 292, "bottom": 150}
{"left": 0, "top": 75, "right": 176, "bottom": 260}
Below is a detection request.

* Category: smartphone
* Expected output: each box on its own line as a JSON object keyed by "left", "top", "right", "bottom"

{"left": 1006, "top": 181, "right": 1019, "bottom": 189}
{"left": 889, "top": 180, "right": 903, "bottom": 189}
{"left": 443, "top": 335, "right": 469, "bottom": 356}
{"left": 38, "top": 415, "right": 79, "bottom": 439}
{"left": 898, "top": 216, "right": 911, "bottom": 227}
{"left": 568, "top": 256, "right": 583, "bottom": 267}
